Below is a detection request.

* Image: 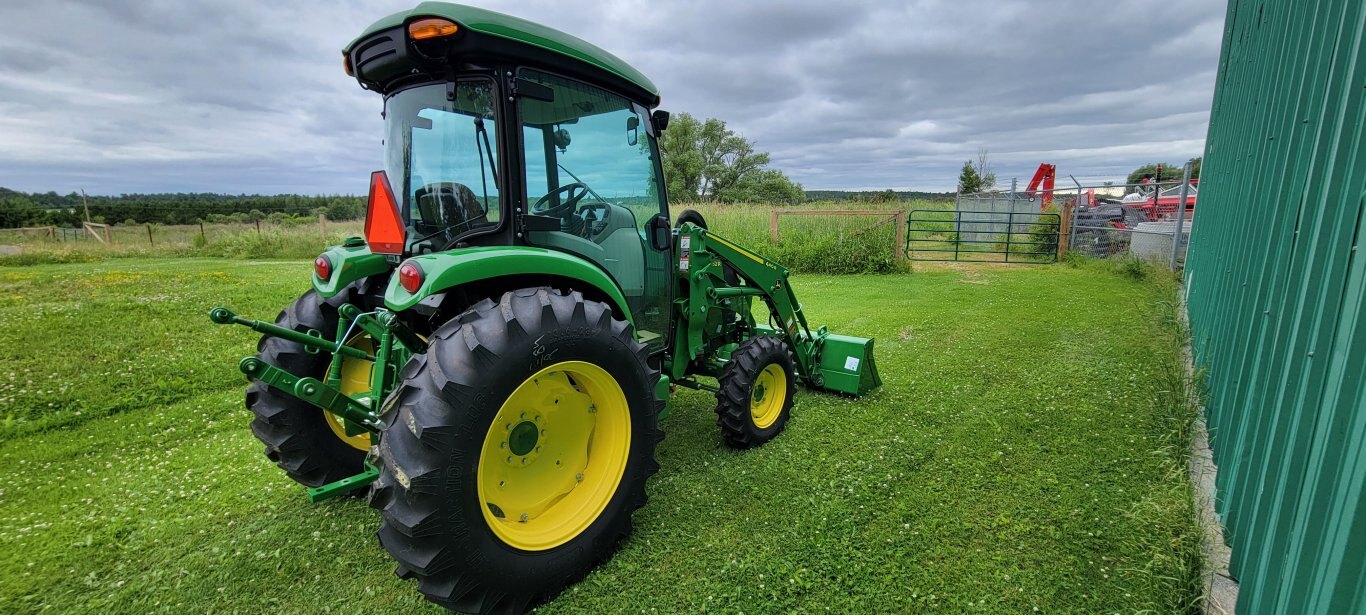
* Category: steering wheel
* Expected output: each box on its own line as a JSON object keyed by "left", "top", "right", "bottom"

{"left": 531, "top": 183, "right": 589, "bottom": 219}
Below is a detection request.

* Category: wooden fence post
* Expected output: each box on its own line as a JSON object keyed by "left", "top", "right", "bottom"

{"left": 894, "top": 211, "right": 907, "bottom": 262}
{"left": 770, "top": 209, "right": 780, "bottom": 242}
{"left": 320, "top": 213, "right": 328, "bottom": 238}
{"left": 146, "top": 224, "right": 154, "bottom": 245}
{"left": 1056, "top": 203, "right": 1072, "bottom": 260}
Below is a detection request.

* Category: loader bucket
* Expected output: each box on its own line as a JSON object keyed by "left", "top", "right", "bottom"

{"left": 815, "top": 333, "right": 882, "bottom": 396}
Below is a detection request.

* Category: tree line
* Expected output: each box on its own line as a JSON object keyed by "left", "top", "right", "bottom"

{"left": 0, "top": 188, "right": 364, "bottom": 229}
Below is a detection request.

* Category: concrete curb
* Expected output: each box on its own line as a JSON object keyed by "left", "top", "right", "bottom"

{"left": 1181, "top": 286, "right": 1238, "bottom": 614}
{"left": 1189, "top": 416, "right": 1239, "bottom": 614}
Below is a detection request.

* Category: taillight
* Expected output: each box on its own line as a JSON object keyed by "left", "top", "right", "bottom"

{"left": 314, "top": 254, "right": 333, "bottom": 280}
{"left": 398, "top": 261, "right": 424, "bottom": 293}
{"left": 364, "top": 170, "right": 405, "bottom": 254}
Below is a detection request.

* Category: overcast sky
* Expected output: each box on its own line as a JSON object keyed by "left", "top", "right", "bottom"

{"left": 0, "top": 0, "right": 1227, "bottom": 196}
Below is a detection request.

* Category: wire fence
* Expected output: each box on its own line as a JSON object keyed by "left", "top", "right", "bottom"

{"left": 0, "top": 217, "right": 358, "bottom": 247}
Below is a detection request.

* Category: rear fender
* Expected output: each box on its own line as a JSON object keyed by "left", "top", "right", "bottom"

{"left": 313, "top": 239, "right": 391, "bottom": 298}
{"left": 384, "top": 246, "right": 633, "bottom": 324}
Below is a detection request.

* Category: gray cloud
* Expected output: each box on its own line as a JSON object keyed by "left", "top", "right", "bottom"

{"left": 0, "top": 0, "right": 1224, "bottom": 195}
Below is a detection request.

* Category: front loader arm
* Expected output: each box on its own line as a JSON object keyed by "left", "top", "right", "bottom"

{"left": 676, "top": 225, "right": 823, "bottom": 385}
{"left": 673, "top": 223, "right": 881, "bottom": 396}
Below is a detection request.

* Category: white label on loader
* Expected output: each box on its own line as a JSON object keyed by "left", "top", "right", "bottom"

{"left": 844, "top": 356, "right": 860, "bottom": 371}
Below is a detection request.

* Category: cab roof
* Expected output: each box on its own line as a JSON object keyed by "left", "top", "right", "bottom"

{"left": 344, "top": 2, "right": 659, "bottom": 102}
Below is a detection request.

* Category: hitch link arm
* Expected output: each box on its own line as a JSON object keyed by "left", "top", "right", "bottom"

{"left": 209, "top": 307, "right": 375, "bottom": 362}
{"left": 239, "top": 357, "right": 382, "bottom": 432}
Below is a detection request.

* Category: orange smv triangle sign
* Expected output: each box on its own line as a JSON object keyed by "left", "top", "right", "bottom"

{"left": 365, "top": 170, "right": 406, "bottom": 255}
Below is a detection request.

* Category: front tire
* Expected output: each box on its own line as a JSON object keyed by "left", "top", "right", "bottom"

{"left": 714, "top": 336, "right": 797, "bottom": 448}
{"left": 370, "top": 288, "right": 663, "bottom": 613}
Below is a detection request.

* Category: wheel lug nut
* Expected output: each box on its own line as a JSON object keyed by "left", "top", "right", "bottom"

{"left": 534, "top": 447, "right": 541, "bottom": 454}
{"left": 519, "top": 513, "right": 528, "bottom": 522}
{"left": 575, "top": 473, "right": 584, "bottom": 481}
{"left": 500, "top": 442, "right": 507, "bottom": 449}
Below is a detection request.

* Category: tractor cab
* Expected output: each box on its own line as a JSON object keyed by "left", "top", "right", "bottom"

{"left": 344, "top": 3, "right": 673, "bottom": 345}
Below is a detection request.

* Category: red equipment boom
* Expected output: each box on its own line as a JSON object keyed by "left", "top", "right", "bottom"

{"left": 1025, "top": 163, "right": 1056, "bottom": 209}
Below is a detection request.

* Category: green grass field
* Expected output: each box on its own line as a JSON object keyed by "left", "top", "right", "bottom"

{"left": 0, "top": 258, "right": 1200, "bottom": 613}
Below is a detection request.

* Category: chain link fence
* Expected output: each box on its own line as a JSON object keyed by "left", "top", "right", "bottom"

{"left": 954, "top": 169, "right": 1197, "bottom": 268}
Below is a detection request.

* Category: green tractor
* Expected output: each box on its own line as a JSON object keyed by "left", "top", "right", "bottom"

{"left": 210, "top": 3, "right": 880, "bottom": 612}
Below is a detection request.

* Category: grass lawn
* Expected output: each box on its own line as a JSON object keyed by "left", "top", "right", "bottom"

{"left": 0, "top": 258, "right": 1199, "bottom": 613}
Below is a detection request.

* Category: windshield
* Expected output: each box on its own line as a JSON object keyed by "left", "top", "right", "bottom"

{"left": 384, "top": 80, "right": 501, "bottom": 252}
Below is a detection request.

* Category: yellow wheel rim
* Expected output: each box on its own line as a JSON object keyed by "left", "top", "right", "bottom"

{"left": 477, "top": 361, "right": 632, "bottom": 551}
{"left": 750, "top": 364, "right": 786, "bottom": 429}
{"left": 322, "top": 336, "right": 376, "bottom": 452}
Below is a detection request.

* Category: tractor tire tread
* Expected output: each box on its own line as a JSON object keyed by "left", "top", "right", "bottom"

{"left": 370, "top": 287, "right": 663, "bottom": 614}
{"left": 714, "top": 335, "right": 797, "bottom": 449}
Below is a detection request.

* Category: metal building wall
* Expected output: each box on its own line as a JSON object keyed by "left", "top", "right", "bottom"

{"left": 1183, "top": 0, "right": 1365, "bottom": 612}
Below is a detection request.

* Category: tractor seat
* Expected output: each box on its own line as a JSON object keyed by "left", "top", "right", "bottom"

{"left": 413, "top": 182, "right": 489, "bottom": 236}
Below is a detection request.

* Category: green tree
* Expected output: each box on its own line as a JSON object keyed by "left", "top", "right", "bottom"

{"left": 957, "top": 161, "right": 983, "bottom": 194}
{"left": 325, "top": 198, "right": 362, "bottom": 221}
{"left": 722, "top": 169, "right": 805, "bottom": 204}
{"left": 1125, "top": 159, "right": 1201, "bottom": 187}
{"left": 0, "top": 195, "right": 41, "bottom": 228}
{"left": 872, "top": 189, "right": 898, "bottom": 203}
{"left": 659, "top": 112, "right": 802, "bottom": 203}
{"left": 659, "top": 113, "right": 704, "bottom": 200}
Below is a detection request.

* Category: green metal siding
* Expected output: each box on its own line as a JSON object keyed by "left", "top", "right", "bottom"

{"left": 1184, "top": 0, "right": 1365, "bottom": 613}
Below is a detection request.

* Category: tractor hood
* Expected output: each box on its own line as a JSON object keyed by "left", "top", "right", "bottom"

{"left": 342, "top": 2, "right": 660, "bottom": 106}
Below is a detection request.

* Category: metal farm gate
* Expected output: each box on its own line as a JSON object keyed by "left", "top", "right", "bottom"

{"left": 906, "top": 209, "right": 1059, "bottom": 263}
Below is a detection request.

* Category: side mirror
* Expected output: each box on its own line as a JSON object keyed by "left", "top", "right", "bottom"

{"left": 647, "top": 213, "right": 671, "bottom": 251}
{"left": 651, "top": 109, "right": 670, "bottom": 133}
{"left": 626, "top": 116, "right": 639, "bottom": 146}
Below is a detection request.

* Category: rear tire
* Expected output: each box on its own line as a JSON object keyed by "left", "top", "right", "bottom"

{"left": 675, "top": 208, "right": 707, "bottom": 229}
{"left": 370, "top": 287, "right": 663, "bottom": 614}
{"left": 246, "top": 288, "right": 368, "bottom": 488}
{"left": 714, "top": 336, "right": 797, "bottom": 448}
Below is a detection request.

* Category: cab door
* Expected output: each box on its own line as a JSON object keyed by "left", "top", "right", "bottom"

{"left": 517, "top": 69, "right": 672, "bottom": 350}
